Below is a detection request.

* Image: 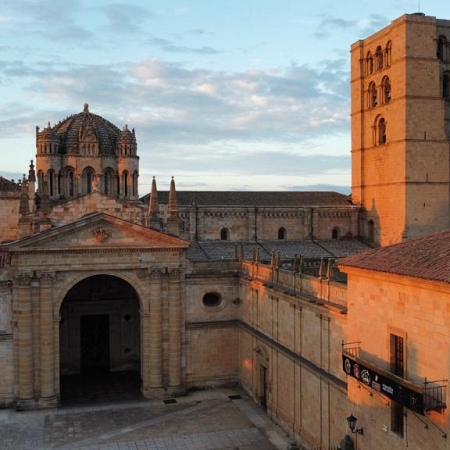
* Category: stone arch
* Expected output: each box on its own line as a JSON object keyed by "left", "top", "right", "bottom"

{"left": 56, "top": 272, "right": 146, "bottom": 402}
{"left": 53, "top": 270, "right": 148, "bottom": 318}
{"left": 81, "top": 167, "right": 95, "bottom": 195}
{"left": 368, "top": 81, "right": 377, "bottom": 107}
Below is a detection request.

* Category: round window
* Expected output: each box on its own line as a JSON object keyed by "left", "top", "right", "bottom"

{"left": 202, "top": 292, "right": 221, "bottom": 307}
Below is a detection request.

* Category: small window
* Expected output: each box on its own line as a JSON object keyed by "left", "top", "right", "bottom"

{"left": 220, "top": 228, "right": 229, "bottom": 240}
{"left": 369, "top": 81, "right": 377, "bottom": 107}
{"left": 203, "top": 292, "right": 221, "bottom": 307}
{"left": 278, "top": 227, "right": 286, "bottom": 240}
{"left": 104, "top": 170, "right": 111, "bottom": 195}
{"left": 366, "top": 52, "right": 374, "bottom": 74}
{"left": 443, "top": 72, "right": 450, "bottom": 99}
{"left": 437, "top": 36, "right": 447, "bottom": 61}
{"left": 332, "top": 227, "right": 340, "bottom": 239}
{"left": 122, "top": 171, "right": 129, "bottom": 197}
{"left": 381, "top": 76, "right": 391, "bottom": 103}
{"left": 385, "top": 41, "right": 392, "bottom": 66}
{"left": 376, "top": 117, "right": 387, "bottom": 145}
{"left": 376, "top": 46, "right": 383, "bottom": 70}
{"left": 390, "top": 333, "right": 405, "bottom": 437}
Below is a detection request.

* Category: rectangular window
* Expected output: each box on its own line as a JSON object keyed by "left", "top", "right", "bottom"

{"left": 391, "top": 334, "right": 404, "bottom": 377}
{"left": 390, "top": 333, "right": 405, "bottom": 436}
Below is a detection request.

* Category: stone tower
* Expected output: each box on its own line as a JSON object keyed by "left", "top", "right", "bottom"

{"left": 351, "top": 13, "right": 450, "bottom": 246}
{"left": 35, "top": 104, "right": 140, "bottom": 201}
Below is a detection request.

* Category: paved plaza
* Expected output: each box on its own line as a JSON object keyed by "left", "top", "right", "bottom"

{"left": 0, "top": 389, "right": 292, "bottom": 450}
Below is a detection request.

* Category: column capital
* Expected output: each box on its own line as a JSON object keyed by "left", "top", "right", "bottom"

{"left": 14, "top": 273, "right": 33, "bottom": 286}
{"left": 38, "top": 272, "right": 55, "bottom": 284}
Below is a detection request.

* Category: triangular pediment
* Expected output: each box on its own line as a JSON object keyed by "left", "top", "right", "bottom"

{"left": 8, "top": 213, "right": 190, "bottom": 251}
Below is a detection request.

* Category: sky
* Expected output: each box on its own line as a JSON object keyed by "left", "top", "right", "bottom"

{"left": 0, "top": 1, "right": 448, "bottom": 195}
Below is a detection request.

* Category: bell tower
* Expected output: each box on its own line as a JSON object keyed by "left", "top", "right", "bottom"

{"left": 351, "top": 13, "right": 450, "bottom": 246}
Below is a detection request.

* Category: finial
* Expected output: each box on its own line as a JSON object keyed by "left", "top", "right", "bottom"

{"left": 124, "top": 124, "right": 128, "bottom": 131}
{"left": 47, "top": 121, "right": 51, "bottom": 128}
{"left": 83, "top": 103, "right": 89, "bottom": 113}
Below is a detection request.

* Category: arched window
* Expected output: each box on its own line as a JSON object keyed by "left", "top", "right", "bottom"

{"left": 220, "top": 228, "right": 229, "bottom": 240}
{"left": 385, "top": 41, "right": 392, "bottom": 66}
{"left": 437, "top": 36, "right": 447, "bottom": 61}
{"left": 68, "top": 170, "right": 74, "bottom": 197}
{"left": 122, "top": 171, "right": 129, "bottom": 197}
{"left": 381, "top": 76, "right": 391, "bottom": 103}
{"left": 278, "top": 227, "right": 286, "bottom": 240}
{"left": 443, "top": 72, "right": 450, "bottom": 99}
{"left": 37, "top": 170, "right": 44, "bottom": 192}
{"left": 376, "top": 46, "right": 383, "bottom": 70}
{"left": 375, "top": 117, "right": 387, "bottom": 145}
{"left": 82, "top": 168, "right": 95, "bottom": 194}
{"left": 132, "top": 170, "right": 138, "bottom": 197}
{"left": 369, "top": 81, "right": 377, "bottom": 107}
{"left": 332, "top": 227, "right": 340, "bottom": 239}
{"left": 104, "top": 170, "right": 111, "bottom": 195}
{"left": 366, "top": 52, "right": 374, "bottom": 75}
{"left": 48, "top": 170, "right": 55, "bottom": 197}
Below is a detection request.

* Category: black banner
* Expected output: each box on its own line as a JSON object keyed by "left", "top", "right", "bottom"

{"left": 343, "top": 353, "right": 424, "bottom": 415}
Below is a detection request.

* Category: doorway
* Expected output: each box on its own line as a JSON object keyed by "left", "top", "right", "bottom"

{"left": 80, "top": 315, "right": 110, "bottom": 373}
{"left": 59, "top": 275, "right": 142, "bottom": 404}
{"left": 260, "top": 365, "right": 268, "bottom": 410}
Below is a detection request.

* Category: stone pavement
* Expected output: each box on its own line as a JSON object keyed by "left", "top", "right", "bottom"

{"left": 0, "top": 389, "right": 292, "bottom": 450}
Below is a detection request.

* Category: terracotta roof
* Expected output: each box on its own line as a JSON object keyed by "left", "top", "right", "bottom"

{"left": 338, "top": 231, "right": 450, "bottom": 283}
{"left": 0, "top": 176, "right": 21, "bottom": 191}
{"left": 143, "top": 191, "right": 353, "bottom": 207}
{"left": 188, "top": 239, "right": 369, "bottom": 261}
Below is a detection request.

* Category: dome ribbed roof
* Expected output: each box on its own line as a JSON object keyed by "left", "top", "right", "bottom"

{"left": 44, "top": 104, "right": 121, "bottom": 155}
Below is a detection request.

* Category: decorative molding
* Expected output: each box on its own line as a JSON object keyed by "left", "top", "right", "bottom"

{"left": 93, "top": 226, "right": 108, "bottom": 243}
{"left": 14, "top": 273, "right": 32, "bottom": 286}
{"left": 38, "top": 272, "right": 55, "bottom": 284}
{"left": 318, "top": 211, "right": 351, "bottom": 219}
{"left": 137, "top": 269, "right": 148, "bottom": 280}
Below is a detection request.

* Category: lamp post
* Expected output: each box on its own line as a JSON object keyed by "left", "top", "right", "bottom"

{"left": 347, "top": 414, "right": 364, "bottom": 435}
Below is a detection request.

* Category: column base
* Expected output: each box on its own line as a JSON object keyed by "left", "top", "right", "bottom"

{"left": 38, "top": 395, "right": 58, "bottom": 409}
{"left": 141, "top": 386, "right": 186, "bottom": 400}
{"left": 16, "top": 397, "right": 36, "bottom": 411}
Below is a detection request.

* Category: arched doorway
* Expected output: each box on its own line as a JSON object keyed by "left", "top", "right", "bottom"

{"left": 59, "top": 275, "right": 142, "bottom": 404}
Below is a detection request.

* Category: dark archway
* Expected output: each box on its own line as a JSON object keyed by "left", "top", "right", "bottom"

{"left": 59, "top": 275, "right": 142, "bottom": 404}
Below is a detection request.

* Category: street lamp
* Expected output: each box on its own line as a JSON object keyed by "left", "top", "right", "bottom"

{"left": 347, "top": 414, "right": 364, "bottom": 435}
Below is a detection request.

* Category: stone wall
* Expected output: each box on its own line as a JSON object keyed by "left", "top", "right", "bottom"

{"left": 0, "top": 193, "right": 20, "bottom": 242}
{"left": 236, "top": 260, "right": 350, "bottom": 448}
{"left": 343, "top": 265, "right": 450, "bottom": 450}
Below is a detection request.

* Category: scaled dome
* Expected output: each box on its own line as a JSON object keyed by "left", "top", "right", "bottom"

{"left": 36, "top": 104, "right": 134, "bottom": 156}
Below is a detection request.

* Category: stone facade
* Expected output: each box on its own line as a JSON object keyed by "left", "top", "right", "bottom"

{"left": 351, "top": 13, "right": 450, "bottom": 246}
{"left": 1, "top": 12, "right": 450, "bottom": 450}
{"left": 339, "top": 231, "right": 450, "bottom": 450}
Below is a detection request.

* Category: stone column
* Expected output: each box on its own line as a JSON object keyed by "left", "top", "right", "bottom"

{"left": 168, "top": 269, "right": 181, "bottom": 388}
{"left": 148, "top": 270, "right": 162, "bottom": 389}
{"left": 15, "top": 273, "right": 34, "bottom": 410}
{"left": 39, "top": 272, "right": 57, "bottom": 407}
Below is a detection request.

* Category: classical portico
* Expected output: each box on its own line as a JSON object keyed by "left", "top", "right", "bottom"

{"left": 9, "top": 212, "right": 189, "bottom": 410}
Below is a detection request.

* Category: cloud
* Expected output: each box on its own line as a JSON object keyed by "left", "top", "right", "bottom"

{"left": 3, "top": 54, "right": 349, "bottom": 148}
{"left": 315, "top": 13, "right": 390, "bottom": 39}
{"left": 103, "top": 3, "right": 154, "bottom": 34}
{"left": 147, "top": 37, "right": 219, "bottom": 55}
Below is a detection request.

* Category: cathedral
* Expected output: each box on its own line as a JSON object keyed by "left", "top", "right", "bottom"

{"left": 1, "top": 12, "right": 450, "bottom": 450}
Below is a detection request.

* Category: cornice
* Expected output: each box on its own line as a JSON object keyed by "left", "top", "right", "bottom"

{"left": 9, "top": 247, "right": 186, "bottom": 255}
